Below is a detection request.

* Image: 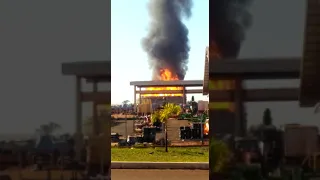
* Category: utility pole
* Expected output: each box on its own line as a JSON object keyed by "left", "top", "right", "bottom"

{"left": 125, "top": 110, "right": 128, "bottom": 140}
{"left": 163, "top": 97, "right": 168, "bottom": 152}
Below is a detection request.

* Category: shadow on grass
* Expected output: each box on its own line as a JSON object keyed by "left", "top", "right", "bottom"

{"left": 154, "top": 147, "right": 207, "bottom": 156}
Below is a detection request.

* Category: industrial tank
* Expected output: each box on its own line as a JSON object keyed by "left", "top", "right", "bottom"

{"left": 198, "top": 100, "right": 209, "bottom": 112}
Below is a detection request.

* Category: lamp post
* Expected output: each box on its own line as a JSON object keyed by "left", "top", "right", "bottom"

{"left": 125, "top": 109, "right": 128, "bottom": 140}
{"left": 163, "top": 97, "right": 168, "bottom": 152}
{"left": 200, "top": 114, "right": 204, "bottom": 146}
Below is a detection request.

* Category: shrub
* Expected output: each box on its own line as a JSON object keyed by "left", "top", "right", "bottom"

{"left": 210, "top": 138, "right": 230, "bottom": 173}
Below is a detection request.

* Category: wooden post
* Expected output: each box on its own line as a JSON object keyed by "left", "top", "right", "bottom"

{"left": 134, "top": 85, "right": 137, "bottom": 112}
{"left": 234, "top": 78, "right": 244, "bottom": 136}
{"left": 92, "top": 80, "right": 99, "bottom": 135}
{"left": 75, "top": 76, "right": 83, "bottom": 162}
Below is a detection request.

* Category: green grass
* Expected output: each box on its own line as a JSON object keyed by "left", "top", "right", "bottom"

{"left": 111, "top": 147, "right": 209, "bottom": 162}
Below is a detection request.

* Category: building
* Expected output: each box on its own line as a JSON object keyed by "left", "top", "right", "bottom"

{"left": 130, "top": 80, "right": 204, "bottom": 111}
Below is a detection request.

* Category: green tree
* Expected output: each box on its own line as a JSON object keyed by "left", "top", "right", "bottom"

{"left": 153, "top": 103, "right": 181, "bottom": 152}
{"left": 122, "top": 100, "right": 130, "bottom": 110}
{"left": 151, "top": 110, "right": 160, "bottom": 122}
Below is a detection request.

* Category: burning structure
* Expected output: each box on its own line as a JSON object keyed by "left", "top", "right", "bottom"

{"left": 131, "top": 0, "right": 196, "bottom": 109}
{"left": 130, "top": 80, "right": 203, "bottom": 111}
{"left": 141, "top": 68, "right": 184, "bottom": 98}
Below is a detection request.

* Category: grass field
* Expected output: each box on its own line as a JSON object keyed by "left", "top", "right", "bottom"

{"left": 111, "top": 147, "right": 209, "bottom": 162}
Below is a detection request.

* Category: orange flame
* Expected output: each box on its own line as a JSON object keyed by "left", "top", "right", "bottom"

{"left": 204, "top": 119, "right": 209, "bottom": 135}
{"left": 159, "top": 69, "right": 179, "bottom": 81}
{"left": 141, "top": 68, "right": 183, "bottom": 97}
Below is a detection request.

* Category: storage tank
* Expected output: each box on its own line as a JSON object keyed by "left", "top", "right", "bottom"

{"left": 284, "top": 125, "right": 319, "bottom": 157}
{"left": 198, "top": 100, "right": 209, "bottom": 112}
{"left": 138, "top": 99, "right": 153, "bottom": 114}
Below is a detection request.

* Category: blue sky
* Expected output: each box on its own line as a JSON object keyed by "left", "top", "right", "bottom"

{"left": 111, "top": 0, "right": 208, "bottom": 105}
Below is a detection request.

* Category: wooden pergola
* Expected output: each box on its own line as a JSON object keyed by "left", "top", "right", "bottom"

{"left": 207, "top": 58, "right": 300, "bottom": 136}
{"left": 130, "top": 80, "right": 203, "bottom": 110}
{"left": 61, "top": 60, "right": 111, "bottom": 161}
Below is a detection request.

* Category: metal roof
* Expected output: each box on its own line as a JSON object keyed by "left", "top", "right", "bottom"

{"left": 130, "top": 80, "right": 203, "bottom": 87}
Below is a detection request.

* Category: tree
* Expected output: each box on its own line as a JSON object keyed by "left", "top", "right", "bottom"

{"left": 151, "top": 110, "right": 160, "bottom": 123}
{"left": 122, "top": 100, "right": 130, "bottom": 109}
{"left": 262, "top": 108, "right": 272, "bottom": 126}
{"left": 156, "top": 103, "right": 181, "bottom": 152}
{"left": 35, "top": 122, "right": 61, "bottom": 136}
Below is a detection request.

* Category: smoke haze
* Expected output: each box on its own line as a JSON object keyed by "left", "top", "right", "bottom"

{"left": 142, "top": 0, "right": 193, "bottom": 80}
{"left": 210, "top": 0, "right": 253, "bottom": 58}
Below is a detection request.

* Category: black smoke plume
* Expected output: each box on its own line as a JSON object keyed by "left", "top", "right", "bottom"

{"left": 210, "top": 0, "right": 253, "bottom": 58}
{"left": 142, "top": 0, "right": 193, "bottom": 80}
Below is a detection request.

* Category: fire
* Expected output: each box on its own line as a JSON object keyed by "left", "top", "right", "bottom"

{"left": 209, "top": 41, "right": 235, "bottom": 112}
{"left": 141, "top": 68, "right": 183, "bottom": 97}
{"left": 159, "top": 69, "right": 179, "bottom": 81}
{"left": 204, "top": 119, "right": 209, "bottom": 135}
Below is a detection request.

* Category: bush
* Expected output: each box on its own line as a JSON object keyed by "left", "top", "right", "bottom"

{"left": 210, "top": 138, "right": 230, "bottom": 173}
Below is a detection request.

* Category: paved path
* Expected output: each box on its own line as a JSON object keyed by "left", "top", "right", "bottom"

{"left": 111, "top": 169, "right": 209, "bottom": 180}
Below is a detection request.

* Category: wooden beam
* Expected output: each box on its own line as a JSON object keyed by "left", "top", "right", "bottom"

{"left": 136, "top": 89, "right": 202, "bottom": 94}
{"left": 85, "top": 76, "right": 111, "bottom": 82}
{"left": 61, "top": 61, "right": 111, "bottom": 77}
{"left": 130, "top": 80, "right": 203, "bottom": 87}
{"left": 80, "top": 92, "right": 111, "bottom": 104}
{"left": 209, "top": 58, "right": 300, "bottom": 80}
{"left": 209, "top": 88, "right": 298, "bottom": 102}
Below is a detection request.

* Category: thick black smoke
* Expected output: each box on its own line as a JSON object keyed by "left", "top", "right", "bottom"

{"left": 142, "top": 0, "right": 193, "bottom": 80}
{"left": 210, "top": 0, "right": 253, "bottom": 58}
